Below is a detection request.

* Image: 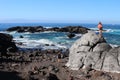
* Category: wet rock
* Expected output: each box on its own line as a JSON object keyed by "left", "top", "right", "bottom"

{"left": 67, "top": 33, "right": 75, "bottom": 38}
{"left": 45, "top": 44, "right": 49, "bottom": 46}
{"left": 19, "top": 35, "right": 24, "bottom": 38}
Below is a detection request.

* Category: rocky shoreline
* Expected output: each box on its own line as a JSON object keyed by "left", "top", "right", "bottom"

{"left": 1, "top": 48, "right": 120, "bottom": 80}
{"left": 1, "top": 28, "right": 120, "bottom": 80}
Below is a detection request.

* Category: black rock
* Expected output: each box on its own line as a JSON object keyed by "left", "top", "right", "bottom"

{"left": 67, "top": 33, "right": 75, "bottom": 38}
{"left": 6, "top": 26, "right": 44, "bottom": 33}
{"left": 19, "top": 35, "right": 24, "bottom": 38}
{"left": 6, "top": 26, "right": 90, "bottom": 34}
{"left": 0, "top": 33, "right": 18, "bottom": 56}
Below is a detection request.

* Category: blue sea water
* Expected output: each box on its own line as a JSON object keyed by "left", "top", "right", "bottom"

{"left": 0, "top": 23, "right": 120, "bottom": 49}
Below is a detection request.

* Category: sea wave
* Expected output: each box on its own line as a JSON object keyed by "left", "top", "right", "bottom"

{"left": 110, "top": 44, "right": 119, "bottom": 48}
{"left": 90, "top": 28, "right": 120, "bottom": 33}
{"left": 105, "top": 29, "right": 114, "bottom": 32}
{"left": 14, "top": 37, "right": 68, "bottom": 49}
{"left": 74, "top": 34, "right": 82, "bottom": 38}
{"left": 45, "top": 26, "right": 52, "bottom": 28}
{"left": 104, "top": 29, "right": 120, "bottom": 33}
{"left": 1, "top": 28, "right": 120, "bottom": 50}
{"left": 90, "top": 28, "right": 98, "bottom": 30}
{"left": 42, "top": 31, "right": 56, "bottom": 33}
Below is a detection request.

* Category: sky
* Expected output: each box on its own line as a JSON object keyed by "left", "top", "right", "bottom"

{"left": 0, "top": 0, "right": 120, "bottom": 24}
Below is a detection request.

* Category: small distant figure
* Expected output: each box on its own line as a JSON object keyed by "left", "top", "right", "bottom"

{"left": 97, "top": 22, "right": 103, "bottom": 37}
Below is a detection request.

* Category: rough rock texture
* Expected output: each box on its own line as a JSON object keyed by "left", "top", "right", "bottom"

{"left": 0, "top": 33, "right": 18, "bottom": 55}
{"left": 65, "top": 31, "right": 120, "bottom": 73}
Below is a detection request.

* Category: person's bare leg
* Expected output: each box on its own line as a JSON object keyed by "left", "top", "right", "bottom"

{"left": 99, "top": 30, "right": 102, "bottom": 38}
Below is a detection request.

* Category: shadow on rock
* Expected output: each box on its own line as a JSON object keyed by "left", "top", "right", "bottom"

{"left": 47, "top": 73, "right": 59, "bottom": 80}
{"left": 0, "top": 71, "right": 23, "bottom": 80}
{"left": 0, "top": 58, "right": 31, "bottom": 63}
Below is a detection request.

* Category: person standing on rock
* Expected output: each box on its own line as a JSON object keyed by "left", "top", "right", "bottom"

{"left": 97, "top": 22, "right": 103, "bottom": 37}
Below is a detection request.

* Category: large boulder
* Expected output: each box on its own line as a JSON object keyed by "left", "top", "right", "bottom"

{"left": 65, "top": 31, "right": 120, "bottom": 73}
{"left": 0, "top": 33, "right": 18, "bottom": 56}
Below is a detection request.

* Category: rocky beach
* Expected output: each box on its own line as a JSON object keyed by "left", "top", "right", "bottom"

{"left": 1, "top": 48, "right": 120, "bottom": 80}
{"left": 1, "top": 26, "right": 120, "bottom": 80}
{"left": 1, "top": 0, "right": 120, "bottom": 79}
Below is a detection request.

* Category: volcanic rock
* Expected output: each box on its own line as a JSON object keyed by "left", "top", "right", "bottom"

{"left": 65, "top": 31, "right": 120, "bottom": 73}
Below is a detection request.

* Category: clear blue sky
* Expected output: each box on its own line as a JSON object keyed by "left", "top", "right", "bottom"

{"left": 0, "top": 0, "right": 120, "bottom": 24}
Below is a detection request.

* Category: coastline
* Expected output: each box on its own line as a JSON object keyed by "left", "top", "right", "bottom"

{"left": 4, "top": 26, "right": 89, "bottom": 50}
{"left": 1, "top": 27, "right": 120, "bottom": 79}
{"left": 1, "top": 44, "right": 120, "bottom": 80}
{"left": 1, "top": 23, "right": 120, "bottom": 46}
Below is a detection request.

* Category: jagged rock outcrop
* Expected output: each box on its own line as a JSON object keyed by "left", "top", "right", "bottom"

{"left": 0, "top": 33, "right": 18, "bottom": 56}
{"left": 6, "top": 26, "right": 44, "bottom": 33}
{"left": 59, "top": 26, "right": 90, "bottom": 34}
{"left": 66, "top": 31, "right": 120, "bottom": 73}
{"left": 6, "top": 26, "right": 90, "bottom": 34}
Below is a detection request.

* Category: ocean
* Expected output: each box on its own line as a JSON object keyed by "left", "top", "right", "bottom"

{"left": 0, "top": 23, "right": 120, "bottom": 49}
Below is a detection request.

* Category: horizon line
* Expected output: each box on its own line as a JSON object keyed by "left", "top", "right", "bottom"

{"left": 0, "top": 22, "right": 120, "bottom": 25}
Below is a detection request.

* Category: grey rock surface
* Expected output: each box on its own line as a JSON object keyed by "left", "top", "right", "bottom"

{"left": 66, "top": 31, "right": 120, "bottom": 73}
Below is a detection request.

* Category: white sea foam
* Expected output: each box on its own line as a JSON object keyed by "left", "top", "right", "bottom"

{"left": 9, "top": 31, "right": 17, "bottom": 34}
{"left": 36, "top": 39, "right": 54, "bottom": 45}
{"left": 45, "top": 26, "right": 52, "bottom": 28}
{"left": 14, "top": 37, "right": 29, "bottom": 43}
{"left": 74, "top": 34, "right": 82, "bottom": 38}
{"left": 4, "top": 31, "right": 71, "bottom": 49}
{"left": 54, "top": 36, "right": 66, "bottom": 40}
{"left": 112, "top": 29, "right": 120, "bottom": 32}
{"left": 90, "top": 28, "right": 116, "bottom": 33}
{"left": 15, "top": 38, "right": 53, "bottom": 45}
{"left": 42, "top": 31, "right": 56, "bottom": 33}
{"left": 14, "top": 37, "right": 68, "bottom": 49}
{"left": 0, "top": 31, "right": 9, "bottom": 33}
{"left": 105, "top": 29, "right": 114, "bottom": 32}
{"left": 90, "top": 28, "right": 98, "bottom": 30}
{"left": 110, "top": 44, "right": 119, "bottom": 48}
{"left": 23, "top": 32, "right": 31, "bottom": 34}
{"left": 55, "top": 44, "right": 67, "bottom": 49}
